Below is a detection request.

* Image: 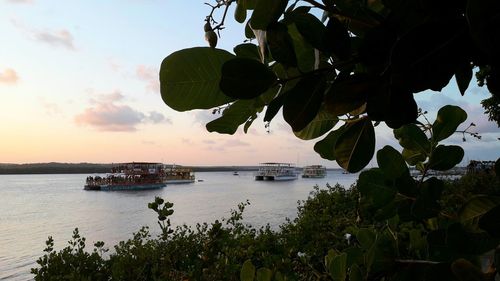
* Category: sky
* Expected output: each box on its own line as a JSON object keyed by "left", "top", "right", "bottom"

{"left": 0, "top": 0, "right": 498, "bottom": 167}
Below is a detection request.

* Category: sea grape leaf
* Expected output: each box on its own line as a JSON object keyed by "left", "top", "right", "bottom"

{"left": 358, "top": 168, "right": 397, "bottom": 210}
{"left": 266, "top": 22, "right": 297, "bottom": 67}
{"left": 160, "top": 47, "right": 235, "bottom": 111}
{"left": 393, "top": 124, "right": 430, "bottom": 154}
{"left": 220, "top": 58, "right": 277, "bottom": 99}
{"left": 293, "top": 109, "right": 338, "bottom": 140}
{"left": 206, "top": 99, "right": 260, "bottom": 134}
{"left": 335, "top": 118, "right": 375, "bottom": 173}
{"left": 234, "top": 0, "right": 247, "bottom": 23}
{"left": 377, "top": 145, "right": 408, "bottom": 180}
{"left": 234, "top": 43, "right": 261, "bottom": 61}
{"left": 432, "top": 105, "right": 467, "bottom": 142}
{"left": 427, "top": 145, "right": 464, "bottom": 171}
{"left": 250, "top": 0, "right": 288, "bottom": 30}
{"left": 282, "top": 74, "right": 326, "bottom": 132}
{"left": 459, "top": 195, "right": 500, "bottom": 228}
{"left": 314, "top": 126, "right": 347, "bottom": 160}
{"left": 240, "top": 259, "right": 256, "bottom": 281}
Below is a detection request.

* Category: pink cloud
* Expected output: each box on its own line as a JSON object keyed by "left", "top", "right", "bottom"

{"left": 75, "top": 91, "right": 170, "bottom": 132}
{"left": 0, "top": 68, "right": 19, "bottom": 84}
{"left": 136, "top": 65, "right": 160, "bottom": 93}
{"left": 11, "top": 19, "right": 75, "bottom": 50}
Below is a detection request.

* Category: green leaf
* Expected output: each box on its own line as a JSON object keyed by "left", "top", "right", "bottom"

{"left": 160, "top": 47, "right": 235, "bottom": 111}
{"left": 411, "top": 177, "right": 444, "bottom": 219}
{"left": 349, "top": 264, "right": 363, "bottom": 281}
{"left": 496, "top": 158, "right": 500, "bottom": 178}
{"left": 335, "top": 118, "right": 375, "bottom": 173}
{"left": 255, "top": 267, "right": 272, "bottom": 281}
{"left": 293, "top": 109, "right": 338, "bottom": 140}
{"left": 393, "top": 124, "right": 430, "bottom": 154}
{"left": 266, "top": 22, "right": 297, "bottom": 67}
{"left": 240, "top": 259, "right": 256, "bottom": 281}
{"left": 377, "top": 146, "right": 408, "bottom": 180}
{"left": 479, "top": 204, "right": 500, "bottom": 237}
{"left": 324, "top": 16, "right": 351, "bottom": 59}
{"left": 283, "top": 74, "right": 327, "bottom": 132}
{"left": 235, "top": 0, "right": 247, "bottom": 23}
{"left": 287, "top": 23, "right": 315, "bottom": 72}
{"left": 358, "top": 168, "right": 397, "bottom": 209}
{"left": 288, "top": 12, "right": 327, "bottom": 51}
{"left": 328, "top": 253, "right": 347, "bottom": 281}
{"left": 234, "top": 43, "right": 261, "bottom": 61}
{"left": 356, "top": 228, "right": 376, "bottom": 249}
{"left": 250, "top": 0, "right": 288, "bottom": 30}
{"left": 401, "top": 148, "right": 427, "bottom": 166}
{"left": 455, "top": 61, "right": 472, "bottom": 96}
{"left": 206, "top": 100, "right": 260, "bottom": 134}
{"left": 264, "top": 93, "right": 286, "bottom": 122}
{"left": 220, "top": 58, "right": 277, "bottom": 99}
{"left": 432, "top": 105, "right": 467, "bottom": 142}
{"left": 245, "top": 19, "right": 256, "bottom": 39}
{"left": 427, "top": 145, "right": 464, "bottom": 171}
{"left": 324, "top": 74, "right": 371, "bottom": 116}
{"left": 466, "top": 0, "right": 500, "bottom": 64}
{"left": 314, "top": 126, "right": 347, "bottom": 160}
{"left": 459, "top": 195, "right": 500, "bottom": 227}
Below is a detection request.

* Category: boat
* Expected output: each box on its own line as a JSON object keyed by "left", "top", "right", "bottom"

{"left": 255, "top": 162, "right": 298, "bottom": 181}
{"left": 162, "top": 165, "right": 195, "bottom": 184}
{"left": 84, "top": 162, "right": 166, "bottom": 191}
{"left": 233, "top": 171, "right": 239, "bottom": 176}
{"left": 302, "top": 165, "right": 327, "bottom": 178}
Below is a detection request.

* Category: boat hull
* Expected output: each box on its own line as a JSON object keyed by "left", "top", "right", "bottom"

{"left": 302, "top": 175, "right": 325, "bottom": 178}
{"left": 164, "top": 179, "right": 195, "bottom": 184}
{"left": 263, "top": 175, "right": 298, "bottom": 181}
{"left": 84, "top": 183, "right": 166, "bottom": 191}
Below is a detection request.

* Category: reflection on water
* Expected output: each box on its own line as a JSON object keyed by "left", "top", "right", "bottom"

{"left": 0, "top": 171, "right": 357, "bottom": 280}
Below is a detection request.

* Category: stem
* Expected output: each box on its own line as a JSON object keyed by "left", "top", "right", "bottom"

{"left": 395, "top": 259, "right": 441, "bottom": 265}
{"left": 301, "top": 0, "right": 330, "bottom": 11}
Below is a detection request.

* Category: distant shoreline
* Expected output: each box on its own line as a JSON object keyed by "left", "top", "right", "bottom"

{"left": 0, "top": 163, "right": 271, "bottom": 174}
{"left": 0, "top": 163, "right": 347, "bottom": 175}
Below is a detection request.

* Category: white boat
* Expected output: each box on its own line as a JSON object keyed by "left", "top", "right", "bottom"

{"left": 163, "top": 165, "right": 195, "bottom": 184}
{"left": 255, "top": 163, "right": 298, "bottom": 181}
{"left": 302, "top": 165, "right": 327, "bottom": 178}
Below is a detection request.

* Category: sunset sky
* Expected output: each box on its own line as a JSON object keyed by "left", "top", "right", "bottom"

{"left": 1, "top": 0, "right": 499, "bottom": 167}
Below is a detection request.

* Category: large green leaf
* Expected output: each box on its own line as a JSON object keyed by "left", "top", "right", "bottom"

{"left": 266, "top": 22, "right": 297, "bottom": 67}
{"left": 356, "top": 228, "right": 376, "bottom": 249}
{"left": 335, "top": 118, "right": 375, "bottom": 173}
{"left": 206, "top": 99, "right": 261, "bottom": 135}
{"left": 234, "top": 43, "right": 261, "bottom": 61}
{"left": 466, "top": 0, "right": 500, "bottom": 63}
{"left": 393, "top": 124, "right": 430, "bottom": 154}
{"left": 160, "top": 47, "right": 235, "bottom": 111}
{"left": 401, "top": 148, "right": 427, "bottom": 166}
{"left": 427, "top": 145, "right": 464, "bottom": 171}
{"left": 411, "top": 177, "right": 444, "bottom": 219}
{"left": 220, "top": 58, "right": 277, "bottom": 99}
{"left": 324, "top": 74, "right": 372, "bottom": 117}
{"left": 377, "top": 146, "right": 408, "bottom": 180}
{"left": 240, "top": 259, "right": 256, "bottom": 281}
{"left": 432, "top": 105, "right": 467, "bottom": 142}
{"left": 288, "top": 12, "right": 326, "bottom": 51}
{"left": 328, "top": 253, "right": 347, "bottom": 281}
{"left": 250, "top": 0, "right": 288, "bottom": 30}
{"left": 255, "top": 267, "right": 272, "bottom": 281}
{"left": 324, "top": 16, "right": 351, "bottom": 59}
{"left": 293, "top": 109, "right": 338, "bottom": 140}
{"left": 459, "top": 195, "right": 500, "bottom": 227}
{"left": 479, "top": 205, "right": 500, "bottom": 237}
{"left": 234, "top": 0, "right": 247, "bottom": 23}
{"left": 287, "top": 23, "right": 315, "bottom": 72}
{"left": 314, "top": 126, "right": 347, "bottom": 160}
{"left": 358, "top": 168, "right": 397, "bottom": 209}
{"left": 283, "top": 74, "right": 326, "bottom": 132}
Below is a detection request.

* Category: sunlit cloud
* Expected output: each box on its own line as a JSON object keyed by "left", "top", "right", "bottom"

{"left": 224, "top": 139, "right": 250, "bottom": 147}
{"left": 136, "top": 65, "right": 160, "bottom": 94}
{"left": 0, "top": 68, "right": 19, "bottom": 84}
{"left": 11, "top": 19, "right": 75, "bottom": 50}
{"left": 75, "top": 91, "right": 171, "bottom": 132}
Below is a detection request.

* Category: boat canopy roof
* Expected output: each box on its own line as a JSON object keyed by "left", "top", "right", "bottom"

{"left": 260, "top": 162, "right": 295, "bottom": 166}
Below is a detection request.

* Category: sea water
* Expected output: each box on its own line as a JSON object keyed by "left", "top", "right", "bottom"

{"left": 0, "top": 170, "right": 358, "bottom": 280}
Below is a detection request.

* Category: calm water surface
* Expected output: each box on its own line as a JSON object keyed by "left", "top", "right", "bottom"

{"left": 0, "top": 171, "right": 357, "bottom": 280}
